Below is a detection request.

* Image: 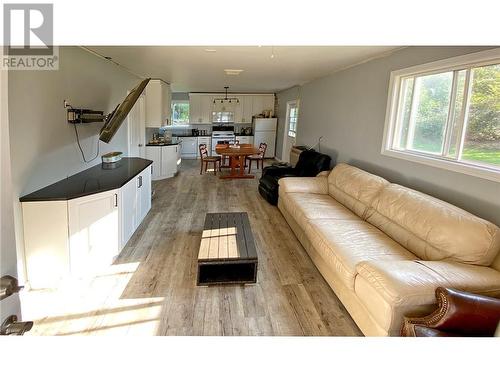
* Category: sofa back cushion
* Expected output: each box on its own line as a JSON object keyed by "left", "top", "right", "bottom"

{"left": 327, "top": 163, "right": 389, "bottom": 219}
{"left": 366, "top": 184, "right": 500, "bottom": 266}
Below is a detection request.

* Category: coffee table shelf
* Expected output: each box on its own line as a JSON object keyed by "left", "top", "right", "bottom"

{"left": 197, "top": 212, "right": 258, "bottom": 286}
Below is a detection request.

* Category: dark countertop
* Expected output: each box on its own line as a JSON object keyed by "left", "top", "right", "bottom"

{"left": 234, "top": 133, "right": 254, "bottom": 136}
{"left": 20, "top": 157, "right": 153, "bottom": 202}
{"left": 146, "top": 142, "right": 180, "bottom": 146}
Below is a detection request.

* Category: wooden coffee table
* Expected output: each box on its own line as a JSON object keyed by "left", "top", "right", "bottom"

{"left": 197, "top": 212, "right": 258, "bottom": 286}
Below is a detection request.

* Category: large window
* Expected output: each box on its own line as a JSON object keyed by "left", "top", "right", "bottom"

{"left": 171, "top": 100, "right": 190, "bottom": 125}
{"left": 287, "top": 101, "right": 299, "bottom": 137}
{"left": 382, "top": 48, "right": 500, "bottom": 181}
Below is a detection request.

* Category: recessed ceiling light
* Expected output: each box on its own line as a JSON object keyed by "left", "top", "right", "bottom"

{"left": 204, "top": 48, "right": 217, "bottom": 52}
{"left": 224, "top": 69, "right": 244, "bottom": 76}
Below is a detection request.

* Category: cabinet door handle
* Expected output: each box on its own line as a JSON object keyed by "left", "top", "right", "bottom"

{"left": 114, "top": 193, "right": 118, "bottom": 207}
{"left": 138, "top": 175, "right": 143, "bottom": 188}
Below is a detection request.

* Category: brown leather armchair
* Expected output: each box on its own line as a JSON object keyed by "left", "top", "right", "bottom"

{"left": 401, "top": 287, "right": 500, "bottom": 337}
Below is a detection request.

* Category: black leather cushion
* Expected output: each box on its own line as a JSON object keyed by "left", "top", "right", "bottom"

{"left": 258, "top": 150, "right": 332, "bottom": 205}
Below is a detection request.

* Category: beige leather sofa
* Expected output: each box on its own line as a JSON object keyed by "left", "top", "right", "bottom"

{"left": 278, "top": 163, "right": 500, "bottom": 336}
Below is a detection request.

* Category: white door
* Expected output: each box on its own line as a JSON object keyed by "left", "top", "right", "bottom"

{"left": 120, "top": 178, "right": 139, "bottom": 247}
{"left": 282, "top": 100, "right": 299, "bottom": 163}
{"left": 254, "top": 131, "right": 276, "bottom": 158}
{"left": 128, "top": 94, "right": 146, "bottom": 158}
{"left": 1, "top": 66, "right": 25, "bottom": 332}
{"left": 68, "top": 190, "right": 120, "bottom": 278}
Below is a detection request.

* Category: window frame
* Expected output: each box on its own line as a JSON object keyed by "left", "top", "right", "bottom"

{"left": 381, "top": 48, "right": 500, "bottom": 183}
{"left": 171, "top": 99, "right": 190, "bottom": 126}
{"left": 286, "top": 100, "right": 299, "bottom": 138}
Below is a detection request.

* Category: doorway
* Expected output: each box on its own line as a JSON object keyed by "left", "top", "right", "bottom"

{"left": 282, "top": 100, "right": 299, "bottom": 163}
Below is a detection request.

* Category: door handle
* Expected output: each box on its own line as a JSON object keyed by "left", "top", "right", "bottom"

{"left": 0, "top": 275, "right": 20, "bottom": 301}
{"left": 138, "top": 175, "right": 143, "bottom": 188}
{"left": 114, "top": 193, "right": 118, "bottom": 207}
{"left": 1, "top": 315, "right": 33, "bottom": 336}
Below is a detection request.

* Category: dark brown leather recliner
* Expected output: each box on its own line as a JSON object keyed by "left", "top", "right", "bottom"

{"left": 401, "top": 287, "right": 500, "bottom": 337}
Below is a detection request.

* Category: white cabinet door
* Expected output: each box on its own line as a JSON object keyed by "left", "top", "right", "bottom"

{"left": 263, "top": 95, "right": 275, "bottom": 114}
{"left": 181, "top": 137, "right": 198, "bottom": 158}
{"left": 201, "top": 95, "right": 214, "bottom": 124}
{"left": 68, "top": 190, "right": 119, "bottom": 278}
{"left": 234, "top": 96, "right": 243, "bottom": 123}
{"left": 189, "top": 95, "right": 202, "bottom": 124}
{"left": 145, "top": 146, "right": 161, "bottom": 180}
{"left": 138, "top": 166, "right": 152, "bottom": 223}
{"left": 145, "top": 80, "right": 171, "bottom": 127}
{"left": 236, "top": 136, "right": 251, "bottom": 144}
{"left": 241, "top": 96, "right": 254, "bottom": 123}
{"left": 120, "top": 178, "right": 138, "bottom": 247}
{"left": 161, "top": 145, "right": 177, "bottom": 177}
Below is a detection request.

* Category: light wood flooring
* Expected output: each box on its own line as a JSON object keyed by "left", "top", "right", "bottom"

{"left": 23, "top": 159, "right": 361, "bottom": 336}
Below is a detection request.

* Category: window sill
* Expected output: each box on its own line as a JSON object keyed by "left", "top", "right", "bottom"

{"left": 381, "top": 148, "right": 500, "bottom": 183}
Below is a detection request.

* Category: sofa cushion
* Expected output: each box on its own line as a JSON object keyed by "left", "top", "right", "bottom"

{"left": 327, "top": 163, "right": 389, "bottom": 219}
{"left": 354, "top": 259, "right": 500, "bottom": 334}
{"left": 366, "top": 184, "right": 500, "bottom": 266}
{"left": 304, "top": 219, "right": 418, "bottom": 291}
{"left": 281, "top": 193, "right": 360, "bottom": 223}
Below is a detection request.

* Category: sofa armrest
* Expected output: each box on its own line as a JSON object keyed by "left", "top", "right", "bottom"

{"left": 278, "top": 176, "right": 329, "bottom": 194}
{"left": 401, "top": 287, "right": 500, "bottom": 336}
{"left": 316, "top": 170, "right": 331, "bottom": 177}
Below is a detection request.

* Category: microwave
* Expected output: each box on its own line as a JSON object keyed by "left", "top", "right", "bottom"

{"left": 212, "top": 111, "right": 234, "bottom": 124}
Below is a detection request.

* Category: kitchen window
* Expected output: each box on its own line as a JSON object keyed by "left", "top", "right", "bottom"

{"left": 171, "top": 100, "right": 190, "bottom": 125}
{"left": 287, "top": 101, "right": 299, "bottom": 137}
{"left": 382, "top": 48, "right": 500, "bottom": 182}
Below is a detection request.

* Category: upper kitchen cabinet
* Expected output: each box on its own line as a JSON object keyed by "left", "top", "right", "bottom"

{"left": 234, "top": 95, "right": 254, "bottom": 124}
{"left": 190, "top": 94, "right": 215, "bottom": 124}
{"left": 252, "top": 94, "right": 275, "bottom": 118}
{"left": 145, "top": 79, "right": 172, "bottom": 127}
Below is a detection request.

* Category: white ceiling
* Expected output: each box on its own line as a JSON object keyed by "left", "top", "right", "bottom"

{"left": 87, "top": 46, "right": 401, "bottom": 93}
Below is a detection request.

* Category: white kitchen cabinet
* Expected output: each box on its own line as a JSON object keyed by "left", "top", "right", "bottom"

{"left": 201, "top": 95, "right": 215, "bottom": 124}
{"left": 234, "top": 96, "right": 253, "bottom": 124}
{"left": 120, "top": 166, "right": 152, "bottom": 247}
{"left": 68, "top": 189, "right": 120, "bottom": 278}
{"left": 21, "top": 161, "right": 152, "bottom": 289}
{"left": 145, "top": 79, "right": 172, "bottom": 127}
{"left": 180, "top": 137, "right": 198, "bottom": 159}
{"left": 189, "top": 94, "right": 203, "bottom": 124}
{"left": 145, "top": 146, "right": 162, "bottom": 179}
{"left": 161, "top": 145, "right": 178, "bottom": 177}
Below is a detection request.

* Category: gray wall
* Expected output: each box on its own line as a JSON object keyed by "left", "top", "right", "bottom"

{"left": 8, "top": 46, "right": 139, "bottom": 283}
{"left": 277, "top": 46, "right": 500, "bottom": 226}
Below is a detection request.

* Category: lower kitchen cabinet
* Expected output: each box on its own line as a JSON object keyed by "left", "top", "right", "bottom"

{"left": 120, "top": 166, "right": 151, "bottom": 247}
{"left": 21, "top": 163, "right": 152, "bottom": 289}
{"left": 146, "top": 144, "right": 179, "bottom": 180}
{"left": 68, "top": 189, "right": 120, "bottom": 278}
{"left": 180, "top": 136, "right": 198, "bottom": 159}
{"left": 235, "top": 136, "right": 254, "bottom": 145}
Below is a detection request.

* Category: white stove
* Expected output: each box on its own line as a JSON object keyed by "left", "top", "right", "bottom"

{"left": 211, "top": 126, "right": 235, "bottom": 153}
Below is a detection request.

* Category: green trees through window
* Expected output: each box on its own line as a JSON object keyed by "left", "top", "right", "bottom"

{"left": 394, "top": 62, "right": 500, "bottom": 167}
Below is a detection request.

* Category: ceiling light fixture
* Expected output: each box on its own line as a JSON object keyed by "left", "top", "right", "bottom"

{"left": 224, "top": 69, "right": 244, "bottom": 76}
{"left": 213, "top": 86, "right": 240, "bottom": 104}
{"left": 204, "top": 48, "right": 217, "bottom": 52}
{"left": 270, "top": 46, "right": 275, "bottom": 59}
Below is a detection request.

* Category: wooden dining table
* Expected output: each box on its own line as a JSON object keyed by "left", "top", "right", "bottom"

{"left": 215, "top": 143, "right": 259, "bottom": 179}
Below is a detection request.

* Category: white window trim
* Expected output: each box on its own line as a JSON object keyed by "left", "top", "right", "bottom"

{"left": 286, "top": 100, "right": 299, "bottom": 138}
{"left": 381, "top": 47, "right": 500, "bottom": 183}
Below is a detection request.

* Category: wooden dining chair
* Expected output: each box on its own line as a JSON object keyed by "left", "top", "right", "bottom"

{"left": 199, "top": 144, "right": 221, "bottom": 175}
{"left": 246, "top": 142, "right": 267, "bottom": 173}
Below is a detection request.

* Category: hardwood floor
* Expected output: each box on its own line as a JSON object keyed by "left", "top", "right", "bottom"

{"left": 23, "top": 159, "right": 361, "bottom": 336}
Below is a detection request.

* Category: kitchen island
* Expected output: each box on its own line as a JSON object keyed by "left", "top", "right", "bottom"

{"left": 20, "top": 158, "right": 153, "bottom": 289}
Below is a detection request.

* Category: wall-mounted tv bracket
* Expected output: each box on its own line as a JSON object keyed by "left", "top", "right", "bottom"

{"left": 64, "top": 99, "right": 106, "bottom": 124}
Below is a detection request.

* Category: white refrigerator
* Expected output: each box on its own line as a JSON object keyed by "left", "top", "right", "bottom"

{"left": 253, "top": 118, "right": 277, "bottom": 158}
